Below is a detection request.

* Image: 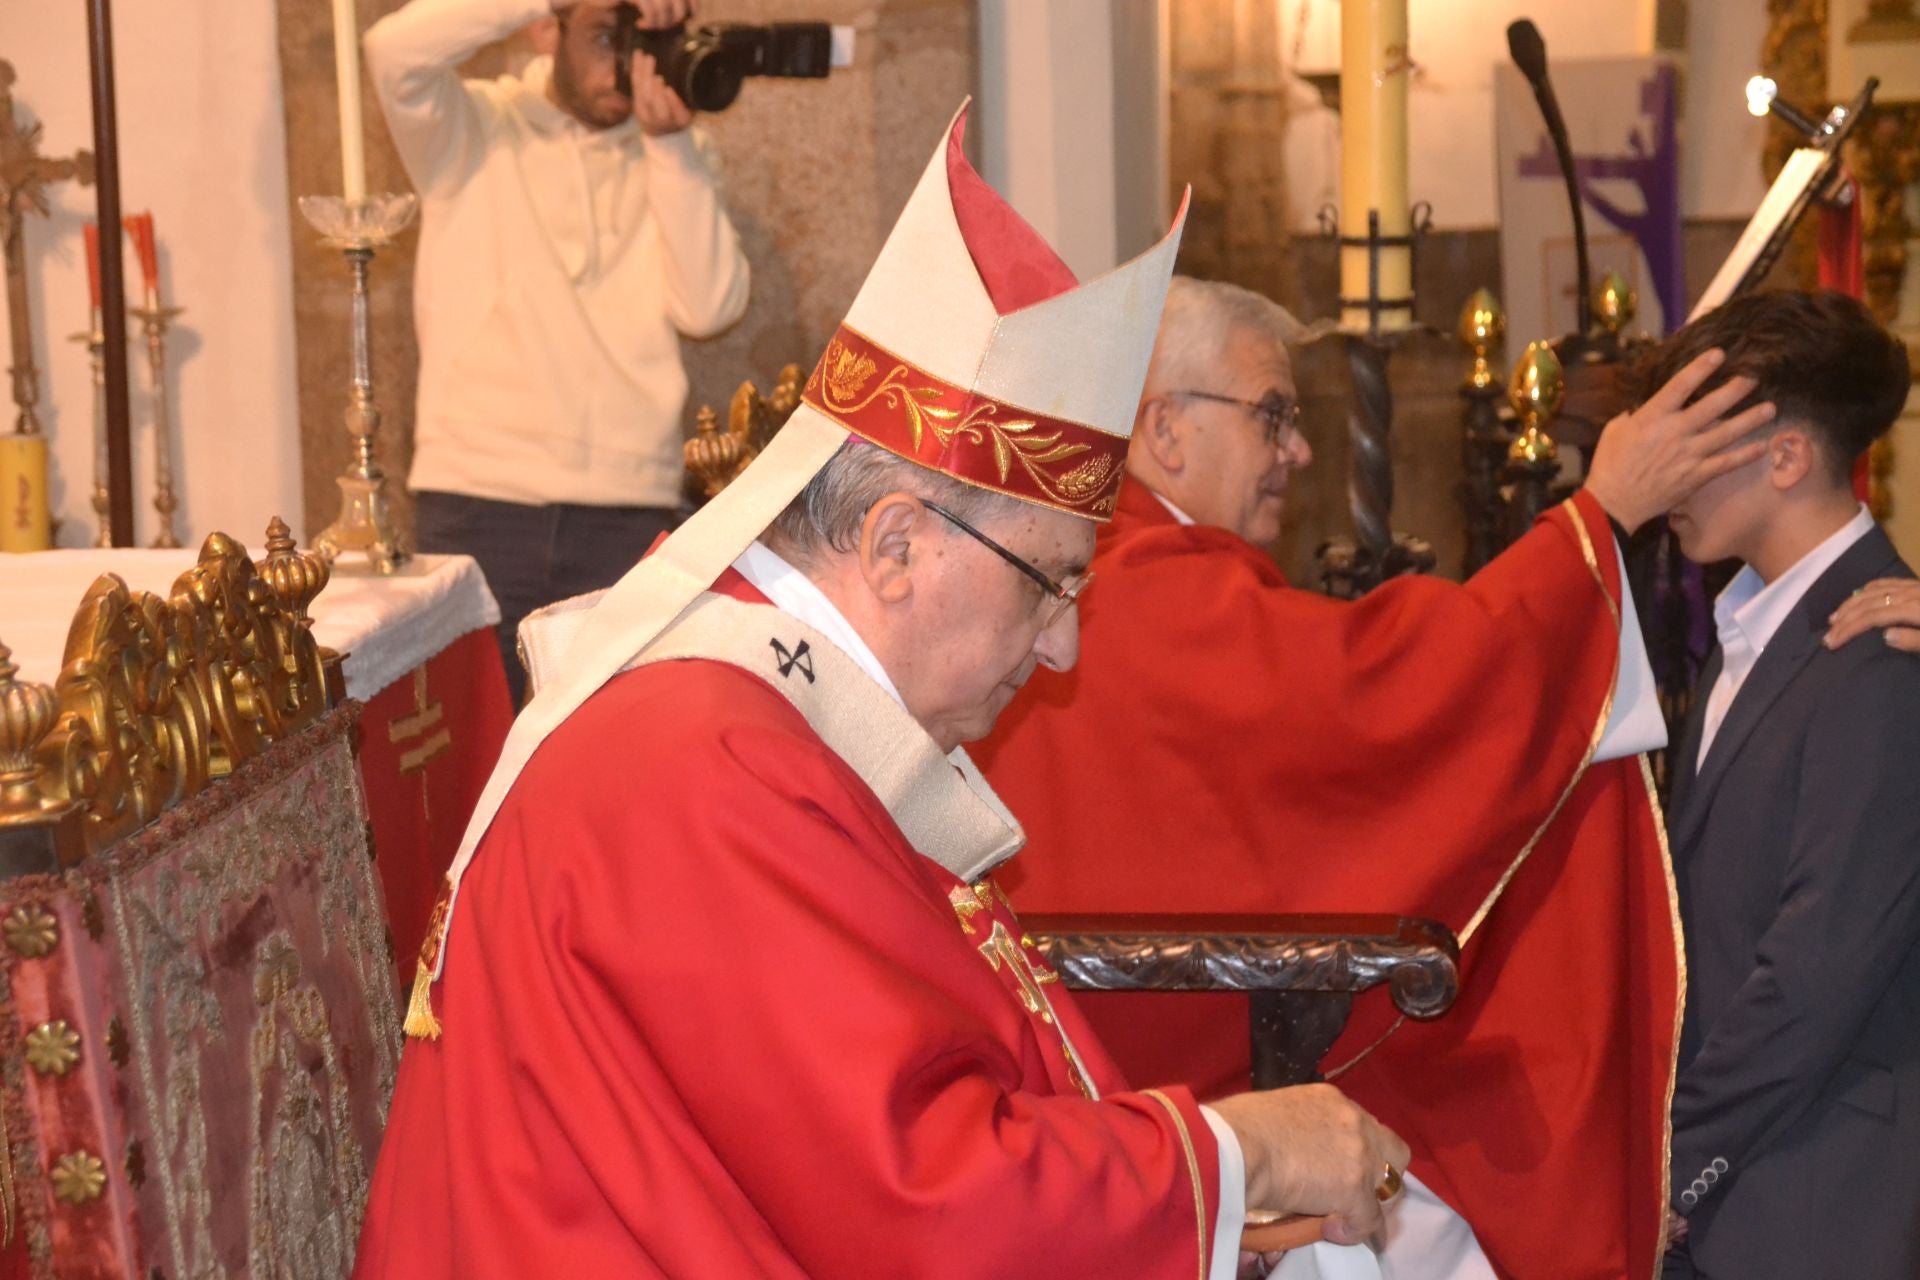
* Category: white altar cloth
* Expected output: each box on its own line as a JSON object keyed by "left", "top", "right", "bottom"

{"left": 1, "top": 550, "right": 499, "bottom": 701}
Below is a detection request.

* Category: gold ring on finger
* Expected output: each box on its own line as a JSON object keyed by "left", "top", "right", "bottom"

{"left": 1376, "top": 1162, "right": 1404, "bottom": 1202}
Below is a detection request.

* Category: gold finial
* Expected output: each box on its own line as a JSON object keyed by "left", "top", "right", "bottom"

{"left": 685, "top": 398, "right": 760, "bottom": 499}
{"left": 0, "top": 642, "right": 58, "bottom": 823}
{"left": 1593, "top": 270, "right": 1637, "bottom": 337}
{"left": 259, "top": 516, "right": 330, "bottom": 626}
{"left": 1458, "top": 288, "right": 1506, "bottom": 390}
{"left": 1507, "top": 341, "right": 1563, "bottom": 465}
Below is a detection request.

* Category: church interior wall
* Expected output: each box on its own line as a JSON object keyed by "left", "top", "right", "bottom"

{"left": 2, "top": 0, "right": 1912, "bottom": 576}
{"left": 0, "top": 2, "right": 305, "bottom": 551}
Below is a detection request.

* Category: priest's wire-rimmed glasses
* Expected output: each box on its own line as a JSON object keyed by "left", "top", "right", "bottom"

{"left": 922, "top": 500, "right": 1094, "bottom": 629}
{"left": 1171, "top": 389, "right": 1304, "bottom": 450}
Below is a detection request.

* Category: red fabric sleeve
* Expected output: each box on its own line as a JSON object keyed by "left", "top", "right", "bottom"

{"left": 978, "top": 485, "right": 1681, "bottom": 1280}
{"left": 356, "top": 661, "right": 1216, "bottom": 1279}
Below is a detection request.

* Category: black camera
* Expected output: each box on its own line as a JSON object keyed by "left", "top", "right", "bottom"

{"left": 612, "top": 7, "right": 834, "bottom": 114}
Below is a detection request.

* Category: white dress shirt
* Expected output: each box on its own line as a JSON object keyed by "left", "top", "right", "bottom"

{"left": 1696, "top": 505, "right": 1876, "bottom": 768}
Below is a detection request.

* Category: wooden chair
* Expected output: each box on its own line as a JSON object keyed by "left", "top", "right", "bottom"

{"left": 1025, "top": 913, "right": 1458, "bottom": 1088}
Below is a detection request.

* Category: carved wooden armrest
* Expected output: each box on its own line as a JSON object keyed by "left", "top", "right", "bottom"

{"left": 1022, "top": 913, "right": 1461, "bottom": 1088}
{"left": 1022, "top": 913, "right": 1458, "bottom": 1018}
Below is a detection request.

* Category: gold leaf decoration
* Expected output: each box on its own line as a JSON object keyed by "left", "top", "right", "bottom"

{"left": 50, "top": 1151, "right": 105, "bottom": 1206}
{"left": 24, "top": 1021, "right": 79, "bottom": 1077}
{"left": 1054, "top": 454, "right": 1118, "bottom": 502}
{"left": 820, "top": 340, "right": 879, "bottom": 404}
{"left": 2, "top": 905, "right": 57, "bottom": 959}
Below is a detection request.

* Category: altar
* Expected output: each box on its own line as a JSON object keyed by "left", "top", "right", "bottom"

{"left": 1, "top": 543, "right": 513, "bottom": 994}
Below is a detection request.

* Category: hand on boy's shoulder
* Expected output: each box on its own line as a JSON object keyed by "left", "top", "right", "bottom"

{"left": 1824, "top": 576, "right": 1920, "bottom": 654}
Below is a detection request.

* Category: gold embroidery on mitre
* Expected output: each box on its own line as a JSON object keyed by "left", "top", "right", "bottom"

{"left": 805, "top": 327, "right": 1123, "bottom": 515}
{"left": 819, "top": 338, "right": 879, "bottom": 403}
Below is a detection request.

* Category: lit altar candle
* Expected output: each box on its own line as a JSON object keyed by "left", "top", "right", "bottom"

{"left": 332, "top": 0, "right": 368, "bottom": 202}
{"left": 1338, "top": 0, "right": 1411, "bottom": 333}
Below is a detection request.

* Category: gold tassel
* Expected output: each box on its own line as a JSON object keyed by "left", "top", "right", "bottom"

{"left": 404, "top": 876, "right": 454, "bottom": 1039}
{"left": 403, "top": 962, "right": 442, "bottom": 1040}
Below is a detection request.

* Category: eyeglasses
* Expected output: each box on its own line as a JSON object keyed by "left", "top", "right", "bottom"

{"left": 1171, "top": 389, "right": 1304, "bottom": 449}
{"left": 923, "top": 501, "right": 1093, "bottom": 628}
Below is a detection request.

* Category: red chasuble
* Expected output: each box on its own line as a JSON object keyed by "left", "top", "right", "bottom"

{"left": 353, "top": 573, "right": 1219, "bottom": 1279}
{"left": 975, "top": 482, "right": 1683, "bottom": 1280}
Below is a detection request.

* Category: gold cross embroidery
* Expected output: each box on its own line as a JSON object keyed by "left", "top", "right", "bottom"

{"left": 976, "top": 921, "right": 1096, "bottom": 1099}
{"left": 390, "top": 665, "right": 451, "bottom": 779}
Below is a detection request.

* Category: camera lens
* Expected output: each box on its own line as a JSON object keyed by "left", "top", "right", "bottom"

{"left": 681, "top": 45, "right": 745, "bottom": 113}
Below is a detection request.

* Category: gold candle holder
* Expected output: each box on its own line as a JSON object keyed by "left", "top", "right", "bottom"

{"left": 1593, "top": 270, "right": 1637, "bottom": 338}
{"left": 1458, "top": 288, "right": 1505, "bottom": 391}
{"left": 1507, "top": 341, "right": 1564, "bottom": 466}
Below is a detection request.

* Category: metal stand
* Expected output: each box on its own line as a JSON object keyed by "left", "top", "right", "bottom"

{"left": 1455, "top": 289, "right": 1512, "bottom": 576}
{"left": 129, "top": 296, "right": 182, "bottom": 547}
{"left": 64, "top": 317, "right": 111, "bottom": 546}
{"left": 297, "top": 194, "right": 417, "bottom": 574}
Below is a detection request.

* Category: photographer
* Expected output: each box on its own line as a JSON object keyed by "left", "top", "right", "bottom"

{"left": 366, "top": 0, "right": 749, "bottom": 703}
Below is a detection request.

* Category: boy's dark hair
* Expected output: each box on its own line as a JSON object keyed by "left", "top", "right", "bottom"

{"left": 1627, "top": 290, "right": 1910, "bottom": 484}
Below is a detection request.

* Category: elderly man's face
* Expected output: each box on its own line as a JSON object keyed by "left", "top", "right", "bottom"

{"left": 889, "top": 501, "right": 1093, "bottom": 752}
{"left": 1166, "top": 328, "right": 1311, "bottom": 547}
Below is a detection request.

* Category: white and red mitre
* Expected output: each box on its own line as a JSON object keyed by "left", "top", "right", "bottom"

{"left": 406, "top": 103, "right": 1187, "bottom": 1033}
{"left": 803, "top": 106, "right": 1185, "bottom": 517}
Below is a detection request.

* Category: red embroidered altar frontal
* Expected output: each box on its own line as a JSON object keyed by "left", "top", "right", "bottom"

{"left": 0, "top": 707, "right": 400, "bottom": 1279}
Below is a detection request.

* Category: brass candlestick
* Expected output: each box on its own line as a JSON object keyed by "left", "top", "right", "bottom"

{"left": 1593, "top": 270, "right": 1637, "bottom": 338}
{"left": 1457, "top": 289, "right": 1510, "bottom": 576}
{"left": 1504, "top": 340, "right": 1565, "bottom": 539}
{"left": 297, "top": 193, "right": 417, "bottom": 574}
{"left": 129, "top": 289, "right": 182, "bottom": 548}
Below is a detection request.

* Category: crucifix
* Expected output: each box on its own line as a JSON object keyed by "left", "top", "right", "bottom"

{"left": 0, "top": 60, "right": 95, "bottom": 439}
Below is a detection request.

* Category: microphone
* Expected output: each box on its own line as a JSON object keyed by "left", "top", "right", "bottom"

{"left": 1507, "top": 19, "right": 1592, "bottom": 339}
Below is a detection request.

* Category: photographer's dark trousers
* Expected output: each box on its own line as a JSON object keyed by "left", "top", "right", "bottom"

{"left": 414, "top": 491, "right": 680, "bottom": 707}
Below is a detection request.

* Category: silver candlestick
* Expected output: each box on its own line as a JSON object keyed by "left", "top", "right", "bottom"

{"left": 297, "top": 193, "right": 417, "bottom": 574}
{"left": 66, "top": 313, "right": 109, "bottom": 546}
{"left": 129, "top": 290, "right": 184, "bottom": 548}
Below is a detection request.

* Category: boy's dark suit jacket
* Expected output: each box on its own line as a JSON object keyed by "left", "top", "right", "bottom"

{"left": 1664, "top": 523, "right": 1920, "bottom": 1278}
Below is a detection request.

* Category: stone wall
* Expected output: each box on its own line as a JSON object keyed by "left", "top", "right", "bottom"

{"left": 276, "top": 0, "right": 973, "bottom": 544}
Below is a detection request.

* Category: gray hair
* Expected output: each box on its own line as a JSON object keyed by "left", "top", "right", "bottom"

{"left": 1145, "top": 276, "right": 1303, "bottom": 395}
{"left": 763, "top": 437, "right": 1025, "bottom": 563}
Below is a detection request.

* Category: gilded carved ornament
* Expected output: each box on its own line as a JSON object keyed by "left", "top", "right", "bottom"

{"left": 685, "top": 363, "right": 806, "bottom": 499}
{"left": 0, "top": 518, "right": 339, "bottom": 862}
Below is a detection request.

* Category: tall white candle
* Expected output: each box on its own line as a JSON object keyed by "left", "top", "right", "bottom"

{"left": 1338, "top": 0, "right": 1411, "bottom": 333}
{"left": 332, "top": 0, "right": 368, "bottom": 202}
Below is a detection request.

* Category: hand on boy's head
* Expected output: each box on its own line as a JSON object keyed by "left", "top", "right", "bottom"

{"left": 1583, "top": 347, "right": 1776, "bottom": 535}
{"left": 1824, "top": 577, "right": 1920, "bottom": 652}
